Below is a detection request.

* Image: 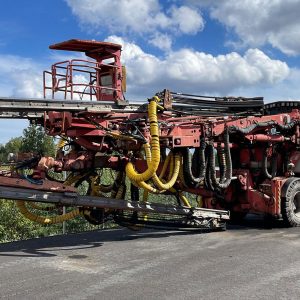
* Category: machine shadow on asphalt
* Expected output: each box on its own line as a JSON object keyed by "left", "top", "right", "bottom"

{"left": 0, "top": 215, "right": 295, "bottom": 259}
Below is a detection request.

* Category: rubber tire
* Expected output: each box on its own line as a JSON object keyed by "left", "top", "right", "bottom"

{"left": 281, "top": 179, "right": 300, "bottom": 227}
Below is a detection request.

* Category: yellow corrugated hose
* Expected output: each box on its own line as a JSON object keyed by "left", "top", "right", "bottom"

{"left": 17, "top": 173, "right": 88, "bottom": 225}
{"left": 16, "top": 200, "right": 80, "bottom": 224}
{"left": 125, "top": 96, "right": 161, "bottom": 182}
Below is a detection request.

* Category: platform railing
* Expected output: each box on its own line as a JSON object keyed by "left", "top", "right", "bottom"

{"left": 43, "top": 59, "right": 120, "bottom": 101}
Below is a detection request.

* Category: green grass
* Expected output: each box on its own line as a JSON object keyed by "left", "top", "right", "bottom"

{"left": 0, "top": 168, "right": 199, "bottom": 243}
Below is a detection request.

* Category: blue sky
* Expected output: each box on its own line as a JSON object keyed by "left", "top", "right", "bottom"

{"left": 1, "top": 0, "right": 300, "bottom": 143}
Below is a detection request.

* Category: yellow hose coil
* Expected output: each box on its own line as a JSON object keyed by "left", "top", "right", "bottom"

{"left": 18, "top": 173, "right": 89, "bottom": 225}
{"left": 16, "top": 200, "right": 80, "bottom": 224}
{"left": 125, "top": 96, "right": 161, "bottom": 182}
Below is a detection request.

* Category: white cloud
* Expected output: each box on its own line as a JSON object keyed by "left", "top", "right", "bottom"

{"left": 170, "top": 6, "right": 204, "bottom": 34}
{"left": 208, "top": 0, "right": 300, "bottom": 56}
{"left": 149, "top": 33, "right": 172, "bottom": 51}
{"left": 65, "top": 0, "right": 204, "bottom": 50}
{"left": 0, "top": 54, "right": 44, "bottom": 144}
{"left": 234, "top": 68, "right": 300, "bottom": 102}
{"left": 0, "top": 54, "right": 43, "bottom": 98}
{"left": 106, "top": 36, "right": 289, "bottom": 98}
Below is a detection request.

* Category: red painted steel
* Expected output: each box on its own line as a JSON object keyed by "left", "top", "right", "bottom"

{"left": 3, "top": 39, "right": 300, "bottom": 225}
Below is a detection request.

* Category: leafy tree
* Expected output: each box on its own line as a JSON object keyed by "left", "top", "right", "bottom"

{"left": 0, "top": 137, "right": 23, "bottom": 162}
{"left": 21, "top": 124, "right": 56, "bottom": 156}
{"left": 5, "top": 137, "right": 23, "bottom": 154}
{"left": 0, "top": 125, "right": 58, "bottom": 242}
{"left": 0, "top": 144, "right": 6, "bottom": 162}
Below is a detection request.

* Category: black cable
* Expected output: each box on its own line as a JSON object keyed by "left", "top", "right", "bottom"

{"left": 208, "top": 128, "right": 232, "bottom": 190}
{"left": 182, "top": 139, "right": 206, "bottom": 188}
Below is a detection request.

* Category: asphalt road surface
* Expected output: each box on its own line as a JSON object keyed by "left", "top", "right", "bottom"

{"left": 0, "top": 217, "right": 300, "bottom": 300}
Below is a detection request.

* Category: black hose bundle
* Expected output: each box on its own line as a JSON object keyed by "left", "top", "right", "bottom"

{"left": 228, "top": 119, "right": 300, "bottom": 135}
{"left": 217, "top": 143, "right": 226, "bottom": 184}
{"left": 182, "top": 138, "right": 206, "bottom": 188}
{"left": 207, "top": 128, "right": 232, "bottom": 190}
{"left": 204, "top": 145, "right": 215, "bottom": 191}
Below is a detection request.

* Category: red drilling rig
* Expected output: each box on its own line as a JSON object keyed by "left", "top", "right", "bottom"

{"left": 1, "top": 39, "right": 300, "bottom": 230}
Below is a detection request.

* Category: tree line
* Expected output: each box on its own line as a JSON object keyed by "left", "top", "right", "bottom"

{"left": 0, "top": 125, "right": 95, "bottom": 243}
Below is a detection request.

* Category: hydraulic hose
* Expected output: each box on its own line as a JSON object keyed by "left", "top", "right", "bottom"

{"left": 192, "top": 139, "right": 206, "bottom": 178}
{"left": 19, "top": 172, "right": 90, "bottom": 225}
{"left": 143, "top": 143, "right": 181, "bottom": 191}
{"left": 262, "top": 146, "right": 278, "bottom": 179}
{"left": 126, "top": 96, "right": 161, "bottom": 182}
{"left": 208, "top": 128, "right": 232, "bottom": 190}
{"left": 217, "top": 143, "right": 226, "bottom": 184}
{"left": 137, "top": 148, "right": 181, "bottom": 194}
{"left": 152, "top": 154, "right": 181, "bottom": 190}
{"left": 126, "top": 96, "right": 181, "bottom": 194}
{"left": 204, "top": 145, "right": 214, "bottom": 191}
{"left": 228, "top": 119, "right": 300, "bottom": 135}
{"left": 182, "top": 138, "right": 206, "bottom": 188}
{"left": 16, "top": 200, "right": 80, "bottom": 224}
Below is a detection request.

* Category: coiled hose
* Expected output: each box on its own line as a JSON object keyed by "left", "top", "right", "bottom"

{"left": 16, "top": 201, "right": 80, "bottom": 224}
{"left": 182, "top": 138, "right": 206, "bottom": 188}
{"left": 16, "top": 173, "right": 88, "bottom": 225}
{"left": 126, "top": 96, "right": 181, "bottom": 195}
{"left": 125, "top": 96, "right": 162, "bottom": 182}
{"left": 207, "top": 128, "right": 232, "bottom": 190}
{"left": 228, "top": 119, "right": 300, "bottom": 135}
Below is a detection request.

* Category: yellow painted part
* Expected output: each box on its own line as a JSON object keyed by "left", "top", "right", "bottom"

{"left": 90, "top": 175, "right": 109, "bottom": 195}
{"left": 16, "top": 200, "right": 80, "bottom": 225}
